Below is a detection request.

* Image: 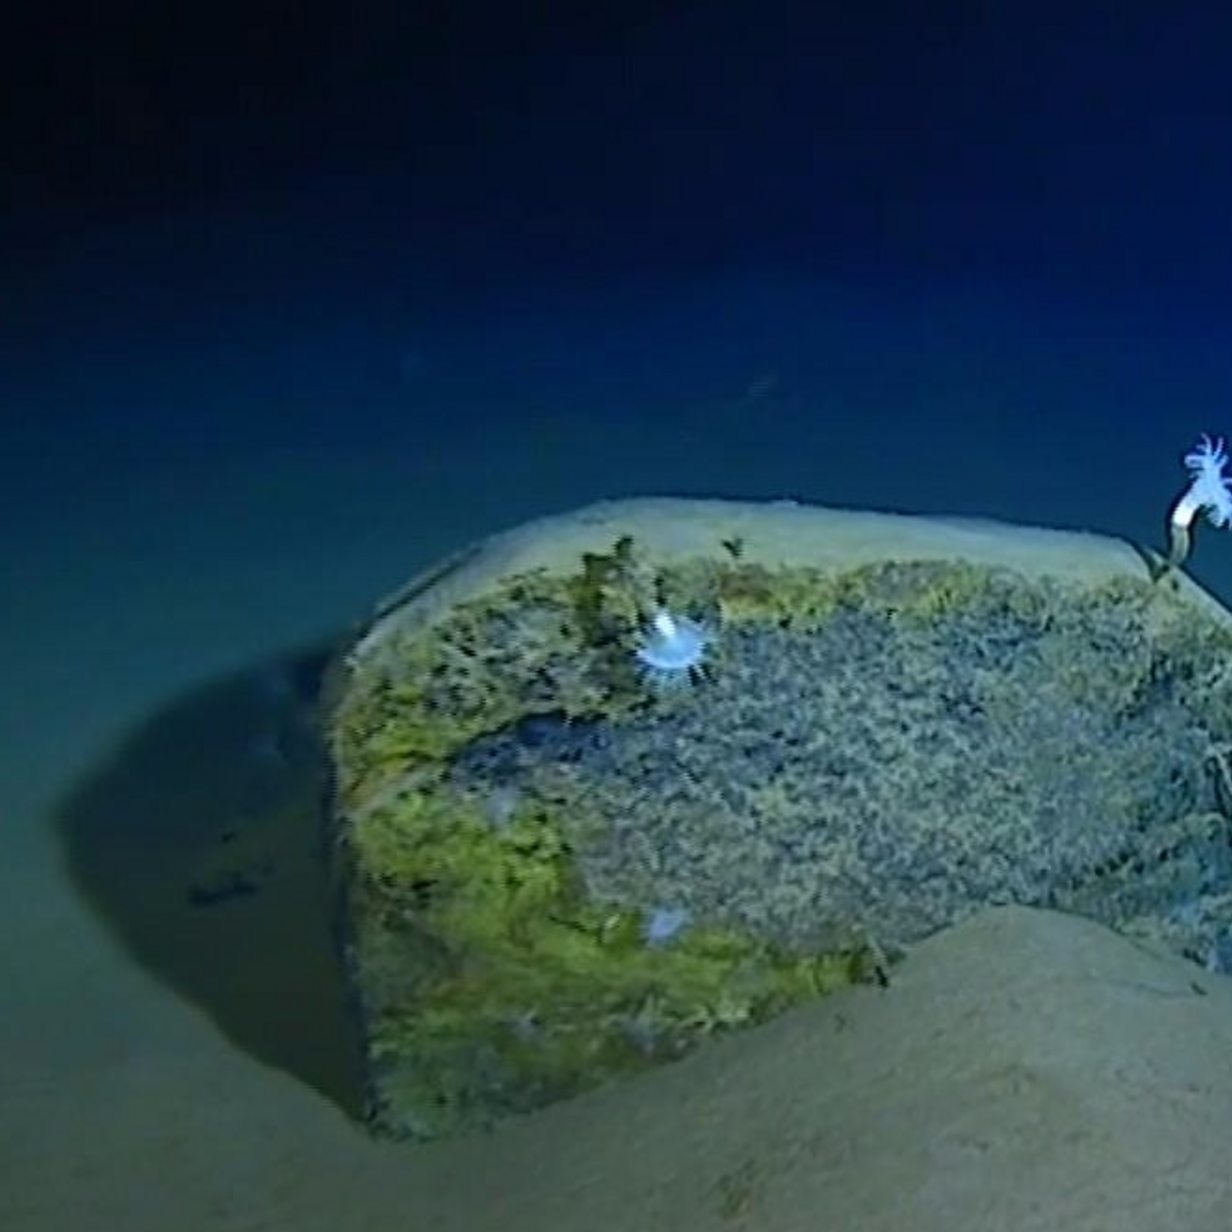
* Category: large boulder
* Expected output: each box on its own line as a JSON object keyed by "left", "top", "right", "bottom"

{"left": 326, "top": 499, "right": 1232, "bottom": 1140}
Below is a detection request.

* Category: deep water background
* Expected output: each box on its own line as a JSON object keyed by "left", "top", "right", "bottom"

{"left": 9, "top": 4, "right": 1232, "bottom": 668}
{"left": 6, "top": 0, "right": 1232, "bottom": 1184}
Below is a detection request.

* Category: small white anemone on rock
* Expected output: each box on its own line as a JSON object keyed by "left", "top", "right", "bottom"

{"left": 634, "top": 608, "right": 713, "bottom": 687}
{"left": 1165, "top": 434, "right": 1232, "bottom": 570}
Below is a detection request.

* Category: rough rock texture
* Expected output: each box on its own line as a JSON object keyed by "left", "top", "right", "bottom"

{"left": 328, "top": 499, "right": 1232, "bottom": 1141}
{"left": 454, "top": 565, "right": 1232, "bottom": 955}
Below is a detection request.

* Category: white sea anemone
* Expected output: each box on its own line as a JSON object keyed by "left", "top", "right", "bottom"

{"left": 643, "top": 905, "right": 692, "bottom": 947}
{"left": 1165, "top": 435, "right": 1232, "bottom": 570}
{"left": 1175, "top": 435, "right": 1232, "bottom": 530}
{"left": 634, "top": 608, "right": 712, "bottom": 687}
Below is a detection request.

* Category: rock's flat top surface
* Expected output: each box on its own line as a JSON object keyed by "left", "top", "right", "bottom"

{"left": 354, "top": 498, "right": 1223, "bottom": 661}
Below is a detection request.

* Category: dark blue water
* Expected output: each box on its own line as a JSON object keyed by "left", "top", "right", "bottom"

{"left": 7, "top": 5, "right": 1232, "bottom": 621}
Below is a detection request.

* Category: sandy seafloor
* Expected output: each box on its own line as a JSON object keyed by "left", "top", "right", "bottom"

{"left": 7, "top": 282, "right": 1232, "bottom": 1230}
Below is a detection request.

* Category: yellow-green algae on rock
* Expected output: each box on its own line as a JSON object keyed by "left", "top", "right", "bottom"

{"left": 327, "top": 499, "right": 1232, "bottom": 1141}
{"left": 330, "top": 541, "right": 874, "bottom": 1141}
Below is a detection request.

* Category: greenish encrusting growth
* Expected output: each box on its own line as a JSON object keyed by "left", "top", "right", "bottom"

{"left": 329, "top": 534, "right": 1232, "bottom": 1141}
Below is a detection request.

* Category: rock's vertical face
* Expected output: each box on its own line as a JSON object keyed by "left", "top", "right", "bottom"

{"left": 326, "top": 507, "right": 1232, "bottom": 1142}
